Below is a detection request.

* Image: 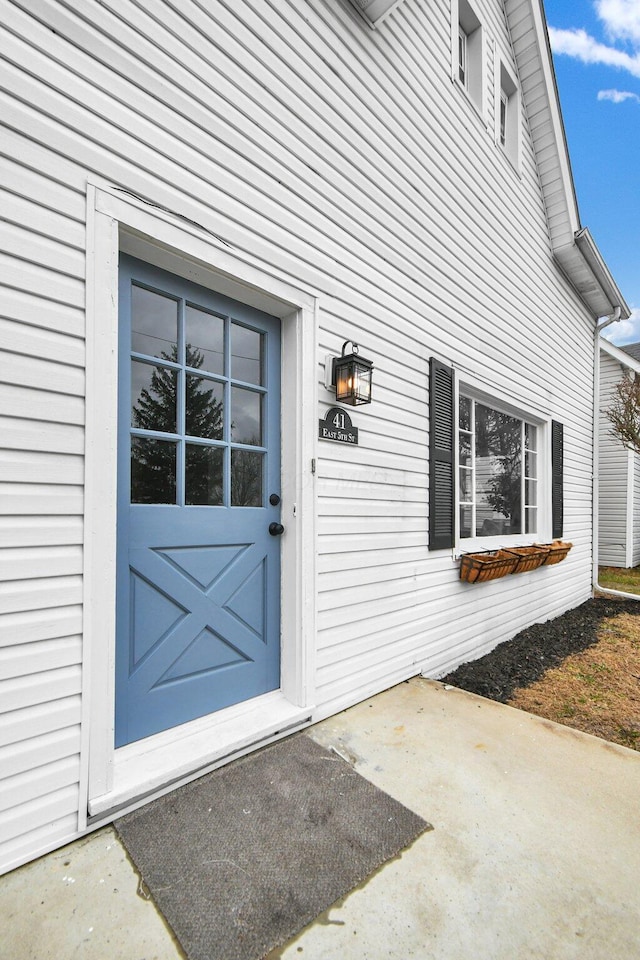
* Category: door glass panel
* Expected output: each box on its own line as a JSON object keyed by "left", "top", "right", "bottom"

{"left": 131, "top": 437, "right": 177, "bottom": 503}
{"left": 185, "top": 305, "right": 224, "bottom": 376}
{"left": 231, "top": 387, "right": 262, "bottom": 445}
{"left": 185, "top": 444, "right": 224, "bottom": 505}
{"left": 231, "top": 449, "right": 263, "bottom": 506}
{"left": 131, "top": 361, "right": 177, "bottom": 434}
{"left": 186, "top": 375, "right": 224, "bottom": 439}
{"left": 131, "top": 285, "right": 178, "bottom": 359}
{"left": 231, "top": 323, "right": 263, "bottom": 385}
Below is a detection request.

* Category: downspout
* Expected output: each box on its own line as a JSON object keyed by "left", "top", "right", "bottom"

{"left": 592, "top": 307, "right": 639, "bottom": 599}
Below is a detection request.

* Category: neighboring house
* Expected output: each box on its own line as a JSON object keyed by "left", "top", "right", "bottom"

{"left": 0, "top": 0, "right": 629, "bottom": 874}
{"left": 598, "top": 340, "right": 640, "bottom": 568}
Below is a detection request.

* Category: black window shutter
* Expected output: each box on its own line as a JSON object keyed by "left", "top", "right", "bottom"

{"left": 551, "top": 420, "right": 564, "bottom": 539}
{"left": 429, "top": 357, "right": 455, "bottom": 550}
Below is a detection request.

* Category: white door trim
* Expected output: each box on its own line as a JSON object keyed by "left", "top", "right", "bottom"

{"left": 80, "top": 181, "right": 317, "bottom": 824}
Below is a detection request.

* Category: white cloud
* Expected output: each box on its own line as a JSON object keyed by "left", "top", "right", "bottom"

{"left": 595, "top": 0, "right": 640, "bottom": 45}
{"left": 597, "top": 87, "right": 640, "bottom": 101}
{"left": 548, "top": 26, "right": 640, "bottom": 76}
{"left": 604, "top": 308, "right": 640, "bottom": 345}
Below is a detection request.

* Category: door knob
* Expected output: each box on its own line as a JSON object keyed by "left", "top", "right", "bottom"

{"left": 269, "top": 522, "right": 285, "bottom": 536}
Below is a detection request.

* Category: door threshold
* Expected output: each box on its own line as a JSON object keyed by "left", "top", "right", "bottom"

{"left": 88, "top": 692, "right": 312, "bottom": 818}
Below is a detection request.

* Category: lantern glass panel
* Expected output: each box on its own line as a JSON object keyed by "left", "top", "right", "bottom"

{"left": 335, "top": 355, "right": 372, "bottom": 406}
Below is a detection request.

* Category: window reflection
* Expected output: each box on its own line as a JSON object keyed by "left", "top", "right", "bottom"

{"left": 231, "top": 323, "right": 263, "bottom": 385}
{"left": 131, "top": 437, "right": 177, "bottom": 504}
{"left": 186, "top": 374, "right": 224, "bottom": 440}
{"left": 131, "top": 360, "right": 177, "bottom": 434}
{"left": 185, "top": 305, "right": 224, "bottom": 375}
{"left": 131, "top": 285, "right": 177, "bottom": 358}
{"left": 460, "top": 505, "right": 472, "bottom": 539}
{"left": 459, "top": 395, "right": 471, "bottom": 431}
{"left": 474, "top": 403, "right": 522, "bottom": 536}
{"left": 128, "top": 282, "right": 273, "bottom": 508}
{"left": 186, "top": 444, "right": 223, "bottom": 505}
{"left": 231, "top": 387, "right": 262, "bottom": 445}
{"left": 231, "top": 449, "right": 263, "bottom": 506}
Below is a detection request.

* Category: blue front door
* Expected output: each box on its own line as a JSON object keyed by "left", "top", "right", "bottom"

{"left": 115, "top": 256, "right": 282, "bottom": 747}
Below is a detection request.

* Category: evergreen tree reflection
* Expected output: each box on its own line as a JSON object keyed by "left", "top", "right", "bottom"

{"left": 475, "top": 405, "right": 522, "bottom": 534}
{"left": 131, "top": 345, "right": 223, "bottom": 504}
{"left": 131, "top": 346, "right": 263, "bottom": 506}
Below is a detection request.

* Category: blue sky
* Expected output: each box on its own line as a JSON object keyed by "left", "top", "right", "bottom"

{"left": 544, "top": 0, "right": 640, "bottom": 344}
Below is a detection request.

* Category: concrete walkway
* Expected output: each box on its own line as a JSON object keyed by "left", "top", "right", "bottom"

{"left": 3, "top": 678, "right": 639, "bottom": 959}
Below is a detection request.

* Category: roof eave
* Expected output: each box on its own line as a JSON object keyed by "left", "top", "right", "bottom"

{"left": 600, "top": 338, "right": 640, "bottom": 374}
{"left": 555, "top": 229, "right": 631, "bottom": 320}
{"left": 505, "top": 0, "right": 580, "bottom": 248}
{"left": 506, "top": 0, "right": 630, "bottom": 321}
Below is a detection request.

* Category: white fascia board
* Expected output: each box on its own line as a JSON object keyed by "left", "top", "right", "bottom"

{"left": 574, "top": 228, "right": 631, "bottom": 319}
{"left": 600, "top": 338, "right": 640, "bottom": 375}
{"left": 505, "top": 0, "right": 580, "bottom": 250}
{"left": 553, "top": 232, "right": 630, "bottom": 321}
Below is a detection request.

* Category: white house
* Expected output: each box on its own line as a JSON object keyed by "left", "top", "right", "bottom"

{"left": 0, "top": 0, "right": 629, "bottom": 875}
{"left": 598, "top": 340, "right": 640, "bottom": 568}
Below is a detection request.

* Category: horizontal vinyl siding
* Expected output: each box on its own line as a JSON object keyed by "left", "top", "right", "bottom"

{"left": 598, "top": 353, "right": 628, "bottom": 567}
{"left": 0, "top": 1, "right": 87, "bottom": 870}
{"left": 633, "top": 457, "right": 640, "bottom": 567}
{"left": 1, "top": 0, "right": 597, "bottom": 868}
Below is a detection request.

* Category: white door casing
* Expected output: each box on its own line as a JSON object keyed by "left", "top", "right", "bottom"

{"left": 81, "top": 181, "right": 317, "bottom": 823}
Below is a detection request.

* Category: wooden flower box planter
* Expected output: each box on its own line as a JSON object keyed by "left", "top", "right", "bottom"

{"left": 535, "top": 540, "right": 573, "bottom": 565}
{"left": 459, "top": 541, "right": 573, "bottom": 583}
{"left": 502, "top": 544, "right": 550, "bottom": 573}
{"left": 459, "top": 550, "right": 519, "bottom": 583}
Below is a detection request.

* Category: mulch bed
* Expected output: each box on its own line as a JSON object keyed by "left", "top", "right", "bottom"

{"left": 441, "top": 596, "right": 640, "bottom": 703}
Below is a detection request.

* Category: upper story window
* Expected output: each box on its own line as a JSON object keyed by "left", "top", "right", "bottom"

{"left": 499, "top": 90, "right": 508, "bottom": 146}
{"left": 455, "top": 0, "right": 483, "bottom": 114}
{"left": 458, "top": 396, "right": 538, "bottom": 540}
{"left": 497, "top": 61, "right": 520, "bottom": 169}
{"left": 458, "top": 26, "right": 467, "bottom": 85}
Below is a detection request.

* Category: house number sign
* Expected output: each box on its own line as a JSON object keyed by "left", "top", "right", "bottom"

{"left": 318, "top": 407, "right": 359, "bottom": 445}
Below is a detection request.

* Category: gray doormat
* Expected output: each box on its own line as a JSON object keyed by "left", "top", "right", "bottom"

{"left": 116, "top": 733, "right": 431, "bottom": 960}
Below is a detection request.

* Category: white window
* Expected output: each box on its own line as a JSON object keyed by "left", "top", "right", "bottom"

{"left": 499, "top": 90, "right": 508, "bottom": 147}
{"left": 455, "top": 0, "right": 483, "bottom": 113}
{"left": 428, "top": 358, "right": 562, "bottom": 553}
{"left": 458, "top": 395, "right": 538, "bottom": 540}
{"left": 497, "top": 61, "right": 520, "bottom": 168}
{"left": 458, "top": 26, "right": 467, "bottom": 86}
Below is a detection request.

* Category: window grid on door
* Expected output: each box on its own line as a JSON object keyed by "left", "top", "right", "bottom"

{"left": 129, "top": 280, "right": 267, "bottom": 508}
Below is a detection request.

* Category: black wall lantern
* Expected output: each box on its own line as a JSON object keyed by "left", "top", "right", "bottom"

{"left": 327, "top": 341, "right": 374, "bottom": 406}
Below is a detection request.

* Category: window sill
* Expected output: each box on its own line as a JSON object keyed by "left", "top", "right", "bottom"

{"left": 495, "top": 142, "right": 522, "bottom": 179}
{"left": 456, "top": 533, "right": 541, "bottom": 556}
{"left": 453, "top": 76, "right": 487, "bottom": 128}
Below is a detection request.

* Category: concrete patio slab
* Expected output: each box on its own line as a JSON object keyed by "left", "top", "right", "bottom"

{"left": 2, "top": 678, "right": 639, "bottom": 960}
{"left": 288, "top": 678, "right": 640, "bottom": 960}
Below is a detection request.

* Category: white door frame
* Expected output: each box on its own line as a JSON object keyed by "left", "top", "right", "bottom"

{"left": 80, "top": 181, "right": 317, "bottom": 823}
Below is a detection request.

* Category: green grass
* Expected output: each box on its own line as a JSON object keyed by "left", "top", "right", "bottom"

{"left": 598, "top": 565, "right": 640, "bottom": 595}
